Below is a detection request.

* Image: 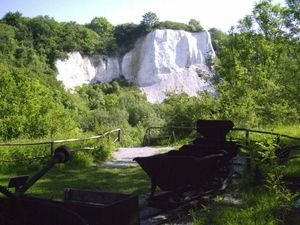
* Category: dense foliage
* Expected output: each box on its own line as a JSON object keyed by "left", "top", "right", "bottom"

{"left": 74, "top": 80, "right": 164, "bottom": 145}
{"left": 153, "top": 0, "right": 300, "bottom": 129}
{"left": 0, "top": 0, "right": 299, "bottom": 145}
{"left": 211, "top": 0, "right": 300, "bottom": 127}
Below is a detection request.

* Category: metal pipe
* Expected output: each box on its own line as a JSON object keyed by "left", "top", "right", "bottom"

{"left": 15, "top": 146, "right": 71, "bottom": 196}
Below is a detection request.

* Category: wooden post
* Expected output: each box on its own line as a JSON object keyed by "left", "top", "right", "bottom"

{"left": 276, "top": 135, "right": 280, "bottom": 145}
{"left": 246, "top": 130, "right": 250, "bottom": 146}
{"left": 245, "top": 130, "right": 251, "bottom": 176}
{"left": 117, "top": 129, "right": 121, "bottom": 142}
{"left": 147, "top": 129, "right": 151, "bottom": 146}
{"left": 172, "top": 130, "right": 176, "bottom": 144}
{"left": 50, "top": 142, "right": 54, "bottom": 156}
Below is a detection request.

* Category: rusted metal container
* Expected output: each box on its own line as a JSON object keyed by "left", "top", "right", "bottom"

{"left": 134, "top": 120, "right": 239, "bottom": 202}
{"left": 195, "top": 120, "right": 234, "bottom": 140}
{"left": 134, "top": 151, "right": 229, "bottom": 191}
{"left": 63, "top": 188, "right": 140, "bottom": 225}
{"left": 0, "top": 197, "right": 88, "bottom": 225}
{"left": 0, "top": 189, "right": 140, "bottom": 225}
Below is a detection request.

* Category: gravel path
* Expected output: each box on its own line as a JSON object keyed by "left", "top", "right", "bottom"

{"left": 102, "top": 146, "right": 175, "bottom": 168}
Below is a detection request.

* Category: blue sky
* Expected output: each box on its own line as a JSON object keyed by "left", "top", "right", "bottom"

{"left": 0, "top": 0, "right": 286, "bottom": 32}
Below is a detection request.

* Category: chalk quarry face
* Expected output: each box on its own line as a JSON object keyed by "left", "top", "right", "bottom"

{"left": 55, "top": 29, "right": 215, "bottom": 103}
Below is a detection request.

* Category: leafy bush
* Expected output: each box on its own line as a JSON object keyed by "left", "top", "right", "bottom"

{"left": 158, "top": 21, "right": 191, "bottom": 31}
{"left": 113, "top": 23, "right": 145, "bottom": 55}
{"left": 68, "top": 151, "right": 94, "bottom": 168}
{"left": 0, "top": 145, "right": 48, "bottom": 173}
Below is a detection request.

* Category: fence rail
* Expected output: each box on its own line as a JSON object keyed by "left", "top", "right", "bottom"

{"left": 0, "top": 128, "right": 121, "bottom": 162}
{"left": 144, "top": 126, "right": 300, "bottom": 146}
{"left": 231, "top": 128, "right": 300, "bottom": 143}
{"left": 144, "top": 126, "right": 195, "bottom": 145}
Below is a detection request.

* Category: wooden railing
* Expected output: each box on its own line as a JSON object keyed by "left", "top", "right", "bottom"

{"left": 144, "top": 126, "right": 300, "bottom": 146}
{"left": 144, "top": 126, "right": 195, "bottom": 145}
{"left": 231, "top": 128, "right": 300, "bottom": 145}
{"left": 0, "top": 128, "right": 121, "bottom": 162}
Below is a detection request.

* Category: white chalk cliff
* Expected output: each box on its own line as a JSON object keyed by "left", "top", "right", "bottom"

{"left": 55, "top": 29, "right": 215, "bottom": 103}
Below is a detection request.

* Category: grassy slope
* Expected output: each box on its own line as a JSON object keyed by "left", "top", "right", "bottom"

{"left": 0, "top": 164, "right": 150, "bottom": 200}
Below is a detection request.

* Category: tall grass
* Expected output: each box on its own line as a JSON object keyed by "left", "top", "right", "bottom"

{"left": 192, "top": 129, "right": 300, "bottom": 225}
{"left": 192, "top": 187, "right": 299, "bottom": 225}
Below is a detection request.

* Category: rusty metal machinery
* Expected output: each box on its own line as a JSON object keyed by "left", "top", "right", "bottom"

{"left": 0, "top": 146, "right": 139, "bottom": 225}
{"left": 134, "top": 120, "right": 239, "bottom": 208}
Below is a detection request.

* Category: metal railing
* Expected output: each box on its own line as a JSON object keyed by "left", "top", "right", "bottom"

{"left": 144, "top": 126, "right": 300, "bottom": 146}
{"left": 0, "top": 128, "right": 121, "bottom": 162}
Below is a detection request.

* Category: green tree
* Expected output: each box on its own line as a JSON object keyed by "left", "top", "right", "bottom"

{"left": 86, "top": 17, "right": 116, "bottom": 54}
{"left": 188, "top": 19, "right": 204, "bottom": 32}
{"left": 213, "top": 0, "right": 300, "bottom": 126}
{"left": 1, "top": 11, "right": 23, "bottom": 27}
{"left": 0, "top": 23, "right": 17, "bottom": 56}
{"left": 0, "top": 60, "right": 77, "bottom": 140}
{"left": 87, "top": 17, "right": 113, "bottom": 35}
{"left": 208, "top": 28, "right": 227, "bottom": 56}
{"left": 237, "top": 15, "right": 254, "bottom": 33}
{"left": 140, "top": 11, "right": 159, "bottom": 32}
{"left": 253, "top": 0, "right": 286, "bottom": 38}
{"left": 27, "top": 16, "right": 62, "bottom": 64}
{"left": 158, "top": 20, "right": 190, "bottom": 31}
{"left": 285, "top": 0, "right": 300, "bottom": 36}
{"left": 114, "top": 23, "right": 143, "bottom": 55}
